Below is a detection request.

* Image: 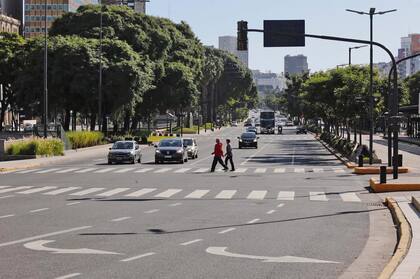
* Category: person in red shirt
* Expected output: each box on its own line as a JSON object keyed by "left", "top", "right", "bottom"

{"left": 211, "top": 138, "right": 228, "bottom": 172}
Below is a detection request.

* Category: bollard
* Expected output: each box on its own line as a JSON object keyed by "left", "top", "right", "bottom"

{"left": 380, "top": 166, "right": 387, "bottom": 184}
{"left": 358, "top": 155, "right": 364, "bottom": 167}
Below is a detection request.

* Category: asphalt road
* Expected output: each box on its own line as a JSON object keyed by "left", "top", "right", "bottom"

{"left": 0, "top": 126, "right": 390, "bottom": 279}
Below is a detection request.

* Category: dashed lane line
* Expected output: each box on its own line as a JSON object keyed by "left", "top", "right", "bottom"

{"left": 169, "top": 203, "right": 182, "bottom": 207}
{"left": 120, "top": 252, "right": 156, "bottom": 262}
{"left": 55, "top": 273, "right": 81, "bottom": 279}
{"left": 29, "top": 208, "right": 49, "bottom": 213}
{"left": 247, "top": 219, "right": 260, "bottom": 224}
{"left": 145, "top": 209, "right": 159, "bottom": 214}
{"left": 277, "top": 203, "right": 285, "bottom": 208}
{"left": 267, "top": 210, "right": 276, "bottom": 215}
{"left": 180, "top": 239, "right": 203, "bottom": 246}
{"left": 218, "top": 228, "right": 236, "bottom": 234}
{"left": 0, "top": 195, "right": 14, "bottom": 199}
{"left": 111, "top": 217, "right": 132, "bottom": 222}
{"left": 0, "top": 214, "right": 15, "bottom": 219}
{"left": 66, "top": 202, "right": 81, "bottom": 206}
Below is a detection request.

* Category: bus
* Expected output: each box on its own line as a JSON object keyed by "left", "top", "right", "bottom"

{"left": 260, "top": 110, "right": 275, "bottom": 134}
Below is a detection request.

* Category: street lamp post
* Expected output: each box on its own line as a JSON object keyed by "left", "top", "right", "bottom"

{"left": 346, "top": 8, "right": 397, "bottom": 165}
{"left": 98, "top": 1, "right": 103, "bottom": 132}
{"left": 348, "top": 45, "right": 368, "bottom": 65}
{"left": 43, "top": 0, "right": 48, "bottom": 138}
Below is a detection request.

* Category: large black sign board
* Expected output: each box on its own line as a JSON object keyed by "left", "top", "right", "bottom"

{"left": 264, "top": 20, "right": 305, "bottom": 47}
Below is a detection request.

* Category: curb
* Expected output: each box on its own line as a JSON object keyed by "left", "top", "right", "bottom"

{"left": 313, "top": 135, "right": 356, "bottom": 169}
{"left": 378, "top": 197, "right": 412, "bottom": 279}
{"left": 354, "top": 167, "right": 409, "bottom": 175}
{"left": 412, "top": 196, "right": 420, "bottom": 212}
{"left": 370, "top": 178, "right": 420, "bottom": 192}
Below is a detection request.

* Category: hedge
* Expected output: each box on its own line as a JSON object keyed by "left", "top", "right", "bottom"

{"left": 320, "top": 132, "right": 357, "bottom": 157}
{"left": 66, "top": 131, "right": 104, "bottom": 149}
{"left": 6, "top": 139, "right": 64, "bottom": 156}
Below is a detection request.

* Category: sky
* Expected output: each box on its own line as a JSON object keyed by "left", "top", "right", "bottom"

{"left": 147, "top": 0, "right": 420, "bottom": 74}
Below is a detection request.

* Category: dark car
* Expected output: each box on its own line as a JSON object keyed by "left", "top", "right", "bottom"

{"left": 238, "top": 132, "right": 259, "bottom": 149}
{"left": 155, "top": 138, "right": 188, "bottom": 164}
{"left": 296, "top": 127, "right": 307, "bottom": 134}
{"left": 246, "top": 126, "right": 257, "bottom": 134}
{"left": 108, "top": 141, "right": 141, "bottom": 164}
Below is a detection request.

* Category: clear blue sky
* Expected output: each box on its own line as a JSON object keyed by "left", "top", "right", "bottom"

{"left": 147, "top": 0, "right": 419, "bottom": 73}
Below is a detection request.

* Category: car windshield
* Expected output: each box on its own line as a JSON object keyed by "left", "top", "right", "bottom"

{"left": 242, "top": 133, "right": 256, "bottom": 139}
{"left": 159, "top": 139, "right": 182, "bottom": 147}
{"left": 112, "top": 142, "right": 133, "bottom": 150}
{"left": 183, "top": 139, "right": 193, "bottom": 146}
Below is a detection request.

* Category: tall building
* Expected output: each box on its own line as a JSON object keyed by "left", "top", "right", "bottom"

{"left": 218, "top": 35, "right": 249, "bottom": 67}
{"left": 398, "top": 34, "right": 420, "bottom": 78}
{"left": 23, "top": 0, "right": 98, "bottom": 38}
{"left": 284, "top": 55, "right": 308, "bottom": 76}
{"left": 102, "top": 0, "right": 147, "bottom": 14}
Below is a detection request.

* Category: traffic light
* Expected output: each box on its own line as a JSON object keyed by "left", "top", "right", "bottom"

{"left": 237, "top": 21, "right": 248, "bottom": 51}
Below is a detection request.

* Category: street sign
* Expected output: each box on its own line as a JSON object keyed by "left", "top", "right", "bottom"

{"left": 263, "top": 20, "right": 305, "bottom": 47}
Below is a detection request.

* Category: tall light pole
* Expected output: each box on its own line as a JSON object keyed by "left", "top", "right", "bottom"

{"left": 43, "top": 0, "right": 48, "bottom": 138}
{"left": 349, "top": 45, "right": 368, "bottom": 65}
{"left": 346, "top": 8, "right": 397, "bottom": 165}
{"left": 98, "top": 1, "right": 103, "bottom": 132}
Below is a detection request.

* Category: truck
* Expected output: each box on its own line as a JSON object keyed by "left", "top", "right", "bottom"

{"left": 260, "top": 110, "right": 275, "bottom": 134}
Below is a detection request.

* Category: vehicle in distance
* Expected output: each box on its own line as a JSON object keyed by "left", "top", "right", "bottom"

{"left": 155, "top": 138, "right": 188, "bottom": 164}
{"left": 260, "top": 110, "right": 275, "bottom": 134}
{"left": 183, "top": 138, "right": 198, "bottom": 159}
{"left": 246, "top": 126, "right": 257, "bottom": 134}
{"left": 286, "top": 120, "right": 294, "bottom": 126}
{"left": 238, "top": 132, "right": 259, "bottom": 149}
{"left": 108, "top": 141, "right": 141, "bottom": 164}
{"left": 231, "top": 121, "right": 238, "bottom": 127}
{"left": 296, "top": 127, "right": 307, "bottom": 134}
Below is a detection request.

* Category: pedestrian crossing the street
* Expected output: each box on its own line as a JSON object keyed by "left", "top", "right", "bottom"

{"left": 0, "top": 185, "right": 365, "bottom": 203}
{"left": 7, "top": 166, "right": 349, "bottom": 176}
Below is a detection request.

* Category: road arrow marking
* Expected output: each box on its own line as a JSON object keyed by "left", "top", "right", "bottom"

{"left": 24, "top": 240, "right": 121, "bottom": 255}
{"left": 206, "top": 247, "right": 340, "bottom": 263}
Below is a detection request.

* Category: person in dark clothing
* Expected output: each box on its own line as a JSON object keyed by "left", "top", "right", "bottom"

{"left": 211, "top": 138, "right": 228, "bottom": 172}
{"left": 224, "top": 139, "right": 235, "bottom": 171}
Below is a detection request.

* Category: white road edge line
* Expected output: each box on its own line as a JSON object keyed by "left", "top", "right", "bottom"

{"left": 218, "top": 228, "right": 236, "bottom": 234}
{"left": 120, "top": 252, "right": 156, "bottom": 262}
{"left": 180, "top": 239, "right": 203, "bottom": 246}
{"left": 55, "top": 273, "right": 81, "bottom": 279}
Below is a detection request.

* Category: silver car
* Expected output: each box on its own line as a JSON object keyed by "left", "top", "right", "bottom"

{"left": 108, "top": 141, "right": 141, "bottom": 164}
{"left": 183, "top": 138, "right": 198, "bottom": 159}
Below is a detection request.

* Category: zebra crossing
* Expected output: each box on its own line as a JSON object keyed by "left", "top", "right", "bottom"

{"left": 0, "top": 185, "right": 363, "bottom": 203}
{"left": 5, "top": 166, "right": 349, "bottom": 175}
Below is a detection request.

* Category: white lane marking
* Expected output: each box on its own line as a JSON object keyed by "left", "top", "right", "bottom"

{"left": 30, "top": 208, "right": 49, "bottom": 213}
{"left": 134, "top": 168, "right": 154, "bottom": 173}
{"left": 111, "top": 217, "right": 132, "bottom": 222}
{"left": 55, "top": 273, "right": 81, "bottom": 279}
{"left": 254, "top": 168, "right": 267, "bottom": 174}
{"left": 0, "top": 214, "right": 15, "bottom": 219}
{"left": 16, "top": 169, "right": 41, "bottom": 174}
{"left": 333, "top": 168, "right": 346, "bottom": 173}
{"left": 180, "top": 239, "right": 203, "bottom": 246}
{"left": 145, "top": 209, "right": 159, "bottom": 214}
{"left": 70, "top": 188, "right": 105, "bottom": 196}
{"left": 193, "top": 168, "right": 209, "bottom": 173}
{"left": 339, "top": 193, "right": 361, "bottom": 202}
{"left": 277, "top": 191, "right": 295, "bottom": 201}
{"left": 0, "top": 226, "right": 91, "bottom": 248}
{"left": 313, "top": 168, "right": 324, "bottom": 173}
{"left": 247, "top": 190, "right": 267, "bottom": 200}
{"left": 18, "top": 186, "right": 57, "bottom": 194}
{"left": 35, "top": 168, "right": 62, "bottom": 174}
{"left": 43, "top": 187, "right": 81, "bottom": 196}
{"left": 185, "top": 190, "right": 210, "bottom": 199}
{"left": 125, "top": 188, "right": 156, "bottom": 197}
{"left": 75, "top": 168, "right": 98, "bottom": 173}
{"left": 120, "top": 252, "right": 155, "bottom": 262}
{"left": 174, "top": 168, "right": 191, "bottom": 173}
{"left": 94, "top": 168, "right": 116, "bottom": 173}
{"left": 0, "top": 186, "right": 33, "bottom": 194}
{"left": 169, "top": 202, "right": 182, "bottom": 207}
{"left": 24, "top": 240, "right": 121, "bottom": 255}
{"left": 247, "top": 219, "right": 260, "bottom": 224}
{"left": 274, "top": 168, "right": 285, "bottom": 173}
{"left": 294, "top": 168, "right": 305, "bottom": 173}
{"left": 154, "top": 189, "right": 182, "bottom": 198}
{"left": 154, "top": 168, "right": 172, "bottom": 173}
{"left": 266, "top": 210, "right": 276, "bottom": 215}
{"left": 277, "top": 203, "right": 285, "bottom": 208}
{"left": 206, "top": 247, "right": 340, "bottom": 263}
{"left": 0, "top": 195, "right": 14, "bottom": 199}
{"left": 0, "top": 186, "right": 11, "bottom": 189}
{"left": 56, "top": 168, "right": 80, "bottom": 174}
{"left": 215, "top": 190, "right": 237, "bottom": 199}
{"left": 66, "top": 202, "right": 81, "bottom": 206}
{"left": 114, "top": 168, "right": 136, "bottom": 173}
{"left": 309, "top": 192, "right": 328, "bottom": 201}
{"left": 218, "top": 228, "right": 236, "bottom": 234}
{"left": 96, "top": 188, "right": 130, "bottom": 197}
{"left": 234, "top": 168, "right": 247, "bottom": 173}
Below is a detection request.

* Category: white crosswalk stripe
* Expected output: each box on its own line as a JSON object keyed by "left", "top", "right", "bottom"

{"left": 70, "top": 188, "right": 105, "bottom": 196}
{"left": 56, "top": 168, "right": 80, "bottom": 174}
{"left": 154, "top": 168, "right": 172, "bottom": 173}
{"left": 193, "top": 168, "right": 209, "bottom": 173}
{"left": 313, "top": 168, "right": 324, "bottom": 173}
{"left": 75, "top": 168, "right": 99, "bottom": 173}
{"left": 234, "top": 168, "right": 247, "bottom": 173}
{"left": 333, "top": 168, "right": 346, "bottom": 173}
{"left": 114, "top": 168, "right": 136, "bottom": 174}
{"left": 185, "top": 190, "right": 210, "bottom": 199}
{"left": 174, "top": 168, "right": 191, "bottom": 173}
{"left": 277, "top": 191, "right": 295, "bottom": 200}
{"left": 125, "top": 188, "right": 156, "bottom": 197}
{"left": 134, "top": 168, "right": 154, "bottom": 173}
{"left": 215, "top": 190, "right": 237, "bottom": 199}
{"left": 247, "top": 190, "right": 267, "bottom": 200}
{"left": 154, "top": 189, "right": 182, "bottom": 198}
{"left": 36, "top": 168, "right": 62, "bottom": 174}
{"left": 16, "top": 169, "right": 41, "bottom": 174}
{"left": 294, "top": 168, "right": 305, "bottom": 173}
{"left": 309, "top": 192, "right": 328, "bottom": 201}
{"left": 96, "top": 188, "right": 130, "bottom": 197}
{"left": 43, "top": 187, "right": 81, "bottom": 195}
{"left": 274, "top": 168, "right": 285, "bottom": 173}
{"left": 339, "top": 193, "right": 361, "bottom": 202}
{"left": 94, "top": 168, "right": 116, "bottom": 173}
{"left": 254, "top": 168, "right": 267, "bottom": 173}
{"left": 0, "top": 186, "right": 11, "bottom": 189}
{"left": 0, "top": 186, "right": 33, "bottom": 194}
{"left": 18, "top": 186, "right": 57, "bottom": 194}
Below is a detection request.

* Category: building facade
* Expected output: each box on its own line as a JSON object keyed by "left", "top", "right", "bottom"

{"left": 23, "top": 0, "right": 98, "bottom": 38}
{"left": 252, "top": 70, "right": 286, "bottom": 99}
{"left": 0, "top": 13, "right": 20, "bottom": 33}
{"left": 102, "top": 0, "right": 147, "bottom": 14}
{"left": 398, "top": 34, "right": 420, "bottom": 78}
{"left": 0, "top": 0, "right": 23, "bottom": 33}
{"left": 284, "top": 55, "right": 308, "bottom": 76}
{"left": 218, "top": 35, "right": 249, "bottom": 67}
